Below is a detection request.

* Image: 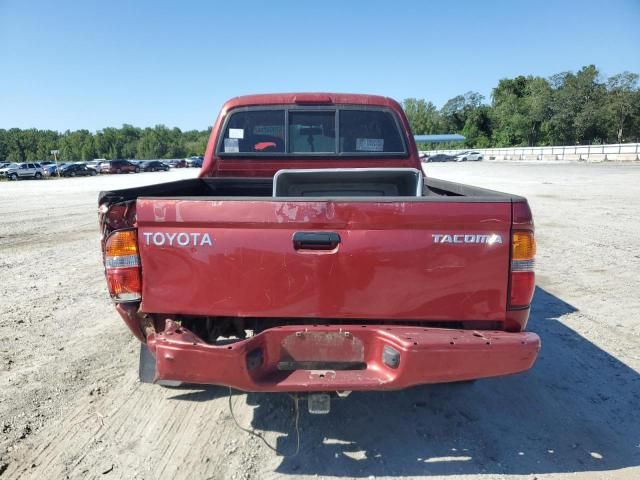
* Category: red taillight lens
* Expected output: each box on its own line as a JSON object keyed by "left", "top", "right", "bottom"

{"left": 510, "top": 271, "right": 535, "bottom": 307}
{"left": 106, "top": 268, "right": 142, "bottom": 300}
{"left": 105, "top": 230, "right": 141, "bottom": 302}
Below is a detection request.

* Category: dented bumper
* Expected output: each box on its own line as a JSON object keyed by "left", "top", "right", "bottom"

{"left": 146, "top": 321, "right": 540, "bottom": 392}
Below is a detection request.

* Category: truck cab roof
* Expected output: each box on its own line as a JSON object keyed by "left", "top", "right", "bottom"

{"left": 221, "top": 93, "right": 402, "bottom": 112}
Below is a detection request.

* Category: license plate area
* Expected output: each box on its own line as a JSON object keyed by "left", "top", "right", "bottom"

{"left": 278, "top": 330, "right": 365, "bottom": 371}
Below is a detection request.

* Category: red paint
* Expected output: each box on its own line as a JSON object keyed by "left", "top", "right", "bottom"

{"left": 115, "top": 303, "right": 145, "bottom": 341}
{"left": 137, "top": 199, "right": 511, "bottom": 322}
{"left": 509, "top": 271, "right": 536, "bottom": 307}
{"left": 200, "top": 93, "right": 421, "bottom": 178}
{"left": 147, "top": 321, "right": 540, "bottom": 391}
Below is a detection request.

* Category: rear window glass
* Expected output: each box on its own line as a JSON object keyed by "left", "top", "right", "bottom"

{"left": 339, "top": 110, "right": 404, "bottom": 153}
{"left": 221, "top": 110, "right": 285, "bottom": 153}
{"left": 218, "top": 107, "right": 405, "bottom": 156}
{"left": 289, "top": 111, "right": 335, "bottom": 153}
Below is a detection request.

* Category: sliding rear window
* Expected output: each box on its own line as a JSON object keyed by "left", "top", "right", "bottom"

{"left": 217, "top": 107, "right": 406, "bottom": 157}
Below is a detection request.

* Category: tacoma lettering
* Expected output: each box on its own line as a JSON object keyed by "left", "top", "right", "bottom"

{"left": 432, "top": 233, "right": 503, "bottom": 244}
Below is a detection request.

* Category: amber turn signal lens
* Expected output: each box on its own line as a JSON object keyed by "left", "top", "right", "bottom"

{"left": 106, "top": 230, "right": 138, "bottom": 257}
{"left": 512, "top": 231, "right": 536, "bottom": 261}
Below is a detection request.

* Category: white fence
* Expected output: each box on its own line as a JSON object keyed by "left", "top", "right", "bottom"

{"left": 422, "top": 143, "right": 640, "bottom": 162}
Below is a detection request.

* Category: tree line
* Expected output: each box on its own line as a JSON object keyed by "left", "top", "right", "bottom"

{"left": 406, "top": 65, "right": 640, "bottom": 150}
{"left": 1, "top": 65, "right": 638, "bottom": 162}
{"left": 0, "top": 124, "right": 211, "bottom": 163}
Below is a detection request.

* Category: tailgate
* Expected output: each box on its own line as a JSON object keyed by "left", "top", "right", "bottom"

{"left": 136, "top": 199, "right": 511, "bottom": 322}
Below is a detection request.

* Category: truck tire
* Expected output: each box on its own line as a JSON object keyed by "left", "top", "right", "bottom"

{"left": 135, "top": 167, "right": 140, "bottom": 173}
{"left": 35, "top": 172, "right": 42, "bottom": 179}
{"left": 9, "top": 173, "right": 18, "bottom": 181}
{"left": 90, "top": 170, "right": 97, "bottom": 176}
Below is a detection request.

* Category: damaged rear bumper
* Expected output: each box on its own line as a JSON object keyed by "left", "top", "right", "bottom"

{"left": 146, "top": 321, "right": 540, "bottom": 392}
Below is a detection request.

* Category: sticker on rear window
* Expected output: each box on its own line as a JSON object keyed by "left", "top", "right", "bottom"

{"left": 356, "top": 138, "right": 384, "bottom": 152}
{"left": 229, "top": 128, "right": 244, "bottom": 139}
{"left": 224, "top": 138, "right": 239, "bottom": 153}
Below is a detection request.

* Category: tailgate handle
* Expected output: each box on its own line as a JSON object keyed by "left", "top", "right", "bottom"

{"left": 293, "top": 232, "right": 341, "bottom": 250}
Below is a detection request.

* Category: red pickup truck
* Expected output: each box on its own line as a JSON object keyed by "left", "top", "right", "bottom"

{"left": 99, "top": 93, "right": 539, "bottom": 407}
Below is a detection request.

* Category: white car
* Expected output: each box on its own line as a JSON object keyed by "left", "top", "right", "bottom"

{"left": 85, "top": 161, "right": 101, "bottom": 172}
{"left": 0, "top": 162, "right": 45, "bottom": 180}
{"left": 455, "top": 151, "right": 484, "bottom": 162}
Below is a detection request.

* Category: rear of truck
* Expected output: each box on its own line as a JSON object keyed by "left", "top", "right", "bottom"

{"left": 98, "top": 93, "right": 539, "bottom": 393}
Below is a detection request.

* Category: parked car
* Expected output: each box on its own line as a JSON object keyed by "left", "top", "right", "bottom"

{"left": 60, "top": 163, "right": 97, "bottom": 177}
{"left": 169, "top": 159, "right": 188, "bottom": 168}
{"left": 455, "top": 151, "right": 484, "bottom": 162}
{"left": 99, "top": 160, "right": 140, "bottom": 174}
{"left": 140, "top": 160, "right": 170, "bottom": 172}
{"left": 44, "top": 162, "right": 69, "bottom": 176}
{"left": 0, "top": 164, "right": 12, "bottom": 177}
{"left": 186, "top": 156, "right": 204, "bottom": 167}
{"left": 425, "top": 153, "right": 456, "bottom": 162}
{"left": 0, "top": 162, "right": 45, "bottom": 180}
{"left": 85, "top": 161, "right": 101, "bottom": 172}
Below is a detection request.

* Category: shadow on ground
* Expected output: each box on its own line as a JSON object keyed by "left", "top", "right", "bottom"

{"left": 251, "top": 287, "right": 640, "bottom": 476}
{"left": 174, "top": 287, "right": 640, "bottom": 477}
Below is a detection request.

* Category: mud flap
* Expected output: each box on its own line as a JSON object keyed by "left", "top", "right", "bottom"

{"left": 138, "top": 344, "right": 156, "bottom": 384}
{"left": 139, "top": 344, "right": 182, "bottom": 386}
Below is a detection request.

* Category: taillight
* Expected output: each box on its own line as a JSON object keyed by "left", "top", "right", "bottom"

{"left": 101, "top": 203, "right": 136, "bottom": 230}
{"left": 105, "top": 229, "right": 141, "bottom": 302}
{"left": 509, "top": 230, "right": 536, "bottom": 308}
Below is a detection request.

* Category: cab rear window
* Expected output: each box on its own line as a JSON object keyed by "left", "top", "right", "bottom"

{"left": 218, "top": 107, "right": 406, "bottom": 156}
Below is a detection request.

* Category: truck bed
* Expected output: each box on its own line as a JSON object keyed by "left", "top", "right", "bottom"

{"left": 99, "top": 176, "right": 526, "bottom": 204}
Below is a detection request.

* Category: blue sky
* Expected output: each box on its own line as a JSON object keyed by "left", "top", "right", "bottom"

{"left": 1, "top": 0, "right": 639, "bottom": 131}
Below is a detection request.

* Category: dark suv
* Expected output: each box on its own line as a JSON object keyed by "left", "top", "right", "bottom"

{"left": 99, "top": 160, "right": 140, "bottom": 174}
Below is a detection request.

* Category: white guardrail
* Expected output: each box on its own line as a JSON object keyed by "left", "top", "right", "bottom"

{"left": 421, "top": 143, "right": 640, "bottom": 162}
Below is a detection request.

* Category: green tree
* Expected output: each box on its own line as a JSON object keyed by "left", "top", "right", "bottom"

{"left": 440, "top": 91, "right": 484, "bottom": 133}
{"left": 491, "top": 76, "right": 552, "bottom": 146}
{"left": 402, "top": 98, "right": 441, "bottom": 134}
{"left": 547, "top": 65, "right": 608, "bottom": 145}
{"left": 607, "top": 72, "right": 639, "bottom": 143}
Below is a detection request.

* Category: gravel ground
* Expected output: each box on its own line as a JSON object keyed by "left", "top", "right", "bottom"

{"left": 0, "top": 163, "right": 639, "bottom": 479}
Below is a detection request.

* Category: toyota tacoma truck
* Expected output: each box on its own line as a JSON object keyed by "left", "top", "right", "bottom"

{"left": 98, "top": 93, "right": 539, "bottom": 407}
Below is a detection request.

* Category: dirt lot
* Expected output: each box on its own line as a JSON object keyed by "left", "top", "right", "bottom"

{"left": 1, "top": 163, "right": 639, "bottom": 479}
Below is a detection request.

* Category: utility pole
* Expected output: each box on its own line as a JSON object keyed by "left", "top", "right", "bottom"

{"left": 50, "top": 150, "right": 60, "bottom": 178}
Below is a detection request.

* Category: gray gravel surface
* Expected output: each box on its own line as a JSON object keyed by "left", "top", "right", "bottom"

{"left": 0, "top": 163, "right": 639, "bottom": 479}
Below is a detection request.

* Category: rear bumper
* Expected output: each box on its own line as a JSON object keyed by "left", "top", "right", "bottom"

{"left": 147, "top": 321, "right": 540, "bottom": 392}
